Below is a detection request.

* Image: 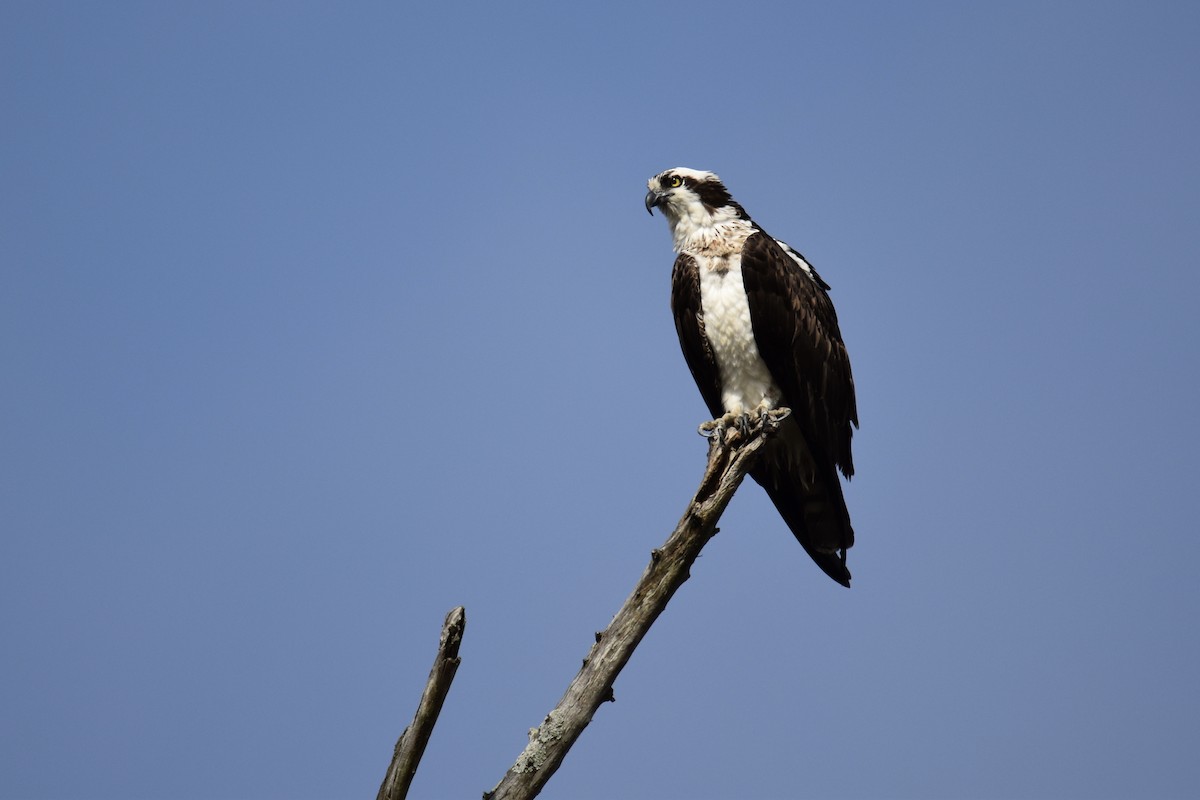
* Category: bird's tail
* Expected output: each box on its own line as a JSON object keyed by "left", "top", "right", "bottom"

{"left": 751, "top": 431, "right": 854, "bottom": 587}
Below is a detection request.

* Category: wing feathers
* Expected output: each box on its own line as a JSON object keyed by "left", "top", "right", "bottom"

{"left": 670, "top": 254, "right": 724, "bottom": 419}
{"left": 739, "top": 232, "right": 858, "bottom": 478}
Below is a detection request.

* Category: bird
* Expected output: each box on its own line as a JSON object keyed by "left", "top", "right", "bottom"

{"left": 645, "top": 168, "right": 859, "bottom": 587}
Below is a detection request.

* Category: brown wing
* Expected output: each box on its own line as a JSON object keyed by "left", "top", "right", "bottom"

{"left": 670, "top": 253, "right": 724, "bottom": 420}
{"left": 739, "top": 232, "right": 858, "bottom": 478}
{"left": 740, "top": 232, "right": 858, "bottom": 587}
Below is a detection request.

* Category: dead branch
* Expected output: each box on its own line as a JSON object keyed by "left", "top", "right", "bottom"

{"left": 378, "top": 605, "right": 466, "bottom": 800}
{"left": 484, "top": 415, "right": 783, "bottom": 800}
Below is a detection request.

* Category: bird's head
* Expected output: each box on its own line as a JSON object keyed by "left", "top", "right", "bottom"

{"left": 645, "top": 168, "right": 750, "bottom": 248}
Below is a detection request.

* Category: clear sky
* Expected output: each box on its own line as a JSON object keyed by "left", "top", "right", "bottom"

{"left": 3, "top": 2, "right": 1198, "bottom": 798}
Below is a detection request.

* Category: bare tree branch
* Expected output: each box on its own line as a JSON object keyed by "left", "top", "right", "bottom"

{"left": 484, "top": 414, "right": 785, "bottom": 800}
{"left": 378, "top": 605, "right": 466, "bottom": 800}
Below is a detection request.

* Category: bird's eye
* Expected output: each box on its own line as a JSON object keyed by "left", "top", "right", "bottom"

{"left": 668, "top": 175, "right": 683, "bottom": 188}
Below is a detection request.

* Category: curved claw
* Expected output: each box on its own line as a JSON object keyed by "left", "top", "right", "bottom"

{"left": 698, "top": 417, "right": 731, "bottom": 445}
{"left": 735, "top": 414, "right": 752, "bottom": 437}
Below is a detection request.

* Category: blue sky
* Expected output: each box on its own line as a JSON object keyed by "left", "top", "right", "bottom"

{"left": 3, "top": 2, "right": 1198, "bottom": 798}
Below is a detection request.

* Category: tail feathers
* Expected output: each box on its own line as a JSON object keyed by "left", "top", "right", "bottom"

{"left": 750, "top": 454, "right": 855, "bottom": 588}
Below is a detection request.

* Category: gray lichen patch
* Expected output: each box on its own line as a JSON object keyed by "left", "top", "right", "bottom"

{"left": 514, "top": 713, "right": 566, "bottom": 774}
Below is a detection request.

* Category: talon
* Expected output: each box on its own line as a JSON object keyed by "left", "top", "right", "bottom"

{"left": 701, "top": 409, "right": 777, "bottom": 444}
{"left": 699, "top": 413, "right": 736, "bottom": 444}
{"left": 733, "top": 414, "right": 748, "bottom": 437}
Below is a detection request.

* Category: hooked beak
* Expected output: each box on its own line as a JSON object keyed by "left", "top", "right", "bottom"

{"left": 645, "top": 189, "right": 665, "bottom": 216}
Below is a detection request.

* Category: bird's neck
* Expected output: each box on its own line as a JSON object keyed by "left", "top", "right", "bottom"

{"left": 668, "top": 204, "right": 755, "bottom": 254}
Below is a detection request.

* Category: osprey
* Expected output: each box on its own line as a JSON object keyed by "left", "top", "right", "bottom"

{"left": 645, "top": 168, "right": 858, "bottom": 587}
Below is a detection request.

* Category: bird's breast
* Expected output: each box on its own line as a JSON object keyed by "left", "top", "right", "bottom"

{"left": 696, "top": 252, "right": 780, "bottom": 415}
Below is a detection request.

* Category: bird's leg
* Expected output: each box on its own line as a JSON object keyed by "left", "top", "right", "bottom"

{"left": 700, "top": 405, "right": 793, "bottom": 442}
{"left": 752, "top": 402, "right": 792, "bottom": 431}
{"left": 751, "top": 404, "right": 769, "bottom": 432}
{"left": 734, "top": 403, "right": 792, "bottom": 437}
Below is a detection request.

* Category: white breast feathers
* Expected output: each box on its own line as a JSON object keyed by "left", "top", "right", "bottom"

{"left": 697, "top": 252, "right": 780, "bottom": 416}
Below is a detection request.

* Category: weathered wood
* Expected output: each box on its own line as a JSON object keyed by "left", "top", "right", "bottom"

{"left": 484, "top": 415, "right": 784, "bottom": 800}
{"left": 378, "top": 606, "right": 466, "bottom": 800}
